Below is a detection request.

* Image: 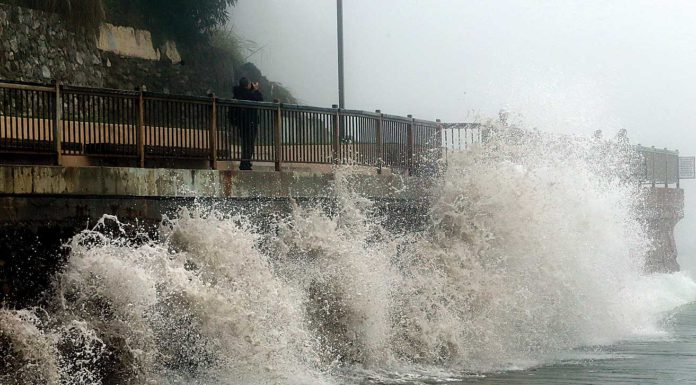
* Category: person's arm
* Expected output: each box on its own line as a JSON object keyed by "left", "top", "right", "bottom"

{"left": 251, "top": 91, "right": 264, "bottom": 102}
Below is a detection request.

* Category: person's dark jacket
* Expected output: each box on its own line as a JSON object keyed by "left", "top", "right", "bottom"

{"left": 231, "top": 86, "right": 264, "bottom": 128}
{"left": 233, "top": 86, "right": 263, "bottom": 102}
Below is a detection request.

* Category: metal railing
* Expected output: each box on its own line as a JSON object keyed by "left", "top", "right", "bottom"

{"left": 636, "top": 145, "right": 680, "bottom": 188}
{"left": 0, "top": 80, "right": 447, "bottom": 174}
{"left": 0, "top": 79, "right": 679, "bottom": 187}
{"left": 438, "top": 124, "right": 681, "bottom": 189}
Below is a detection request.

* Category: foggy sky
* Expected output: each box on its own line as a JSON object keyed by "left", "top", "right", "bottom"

{"left": 230, "top": 0, "right": 696, "bottom": 268}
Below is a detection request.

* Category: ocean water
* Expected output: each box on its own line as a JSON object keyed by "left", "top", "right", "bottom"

{"left": 458, "top": 300, "right": 696, "bottom": 384}
{"left": 350, "top": 287, "right": 696, "bottom": 385}
{"left": 2, "top": 130, "right": 696, "bottom": 385}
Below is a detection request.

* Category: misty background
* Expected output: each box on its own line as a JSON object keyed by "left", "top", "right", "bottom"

{"left": 230, "top": 0, "right": 696, "bottom": 270}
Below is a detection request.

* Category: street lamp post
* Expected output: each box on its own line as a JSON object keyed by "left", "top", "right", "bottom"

{"left": 337, "top": 0, "right": 345, "bottom": 108}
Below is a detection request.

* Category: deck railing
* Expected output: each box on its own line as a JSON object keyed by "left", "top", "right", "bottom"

{"left": 636, "top": 145, "right": 680, "bottom": 188}
{"left": 0, "top": 80, "right": 449, "bottom": 174}
{"left": 0, "top": 79, "right": 682, "bottom": 187}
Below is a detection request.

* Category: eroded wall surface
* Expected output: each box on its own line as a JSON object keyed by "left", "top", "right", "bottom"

{"left": 641, "top": 187, "right": 684, "bottom": 273}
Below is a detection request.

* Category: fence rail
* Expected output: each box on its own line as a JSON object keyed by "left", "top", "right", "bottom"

{"left": 0, "top": 80, "right": 683, "bottom": 187}
{"left": 636, "top": 145, "right": 680, "bottom": 188}
{"left": 0, "top": 80, "right": 448, "bottom": 174}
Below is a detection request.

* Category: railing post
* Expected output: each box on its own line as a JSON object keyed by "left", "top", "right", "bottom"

{"left": 209, "top": 93, "right": 218, "bottom": 170}
{"left": 137, "top": 86, "right": 145, "bottom": 168}
{"left": 332, "top": 104, "right": 341, "bottom": 164}
{"left": 651, "top": 146, "right": 656, "bottom": 188}
{"left": 407, "top": 114, "right": 414, "bottom": 176}
{"left": 664, "top": 148, "right": 669, "bottom": 188}
{"left": 53, "top": 81, "right": 62, "bottom": 166}
{"left": 436, "top": 118, "right": 444, "bottom": 171}
{"left": 375, "top": 109, "right": 383, "bottom": 174}
{"left": 274, "top": 101, "right": 282, "bottom": 171}
{"left": 677, "top": 149, "right": 680, "bottom": 189}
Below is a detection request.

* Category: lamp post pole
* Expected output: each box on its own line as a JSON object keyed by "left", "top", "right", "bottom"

{"left": 337, "top": 0, "right": 345, "bottom": 108}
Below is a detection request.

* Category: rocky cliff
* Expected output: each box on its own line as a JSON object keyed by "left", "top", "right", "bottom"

{"left": 0, "top": 4, "right": 289, "bottom": 100}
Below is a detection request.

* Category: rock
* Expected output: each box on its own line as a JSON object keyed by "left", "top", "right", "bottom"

{"left": 75, "top": 52, "right": 84, "bottom": 65}
{"left": 41, "top": 65, "right": 51, "bottom": 79}
{"left": 106, "top": 58, "right": 111, "bottom": 68}
{"left": 160, "top": 41, "right": 182, "bottom": 64}
{"left": 74, "top": 72, "right": 87, "bottom": 85}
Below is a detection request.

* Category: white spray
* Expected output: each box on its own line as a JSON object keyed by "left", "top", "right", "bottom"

{"left": 1, "top": 129, "right": 695, "bottom": 384}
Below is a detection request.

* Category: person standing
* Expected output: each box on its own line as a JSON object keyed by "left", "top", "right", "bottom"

{"left": 232, "top": 77, "right": 264, "bottom": 170}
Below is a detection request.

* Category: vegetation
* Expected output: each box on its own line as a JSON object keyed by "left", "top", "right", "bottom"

{"left": 2, "top": 0, "right": 238, "bottom": 42}
{"left": 210, "top": 28, "right": 253, "bottom": 69}
{"left": 209, "top": 29, "right": 298, "bottom": 103}
{"left": 107, "top": 0, "right": 238, "bottom": 44}
{"left": 0, "top": 0, "right": 298, "bottom": 102}
{"left": 270, "top": 82, "right": 298, "bottom": 104}
{"left": 2, "top": 0, "right": 106, "bottom": 30}
{"left": 142, "top": 0, "right": 237, "bottom": 43}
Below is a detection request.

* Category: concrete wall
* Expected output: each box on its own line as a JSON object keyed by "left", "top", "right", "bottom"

{"left": 0, "top": 165, "right": 423, "bottom": 199}
{"left": 641, "top": 187, "right": 685, "bottom": 273}
{"left": 97, "top": 23, "right": 180, "bottom": 63}
{"left": 0, "top": 164, "right": 686, "bottom": 305}
{"left": 0, "top": 165, "right": 431, "bottom": 306}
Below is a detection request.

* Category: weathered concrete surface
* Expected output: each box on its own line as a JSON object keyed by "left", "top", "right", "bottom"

{"left": 0, "top": 165, "right": 431, "bottom": 307}
{"left": 0, "top": 165, "right": 685, "bottom": 305}
{"left": 641, "top": 187, "right": 684, "bottom": 273}
{"left": 0, "top": 165, "right": 426, "bottom": 200}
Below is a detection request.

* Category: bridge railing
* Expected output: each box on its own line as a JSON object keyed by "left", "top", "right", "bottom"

{"left": 0, "top": 79, "right": 444, "bottom": 174}
{"left": 438, "top": 124, "right": 682, "bottom": 188}
{"left": 636, "top": 145, "right": 680, "bottom": 188}
{"left": 0, "top": 79, "right": 680, "bottom": 185}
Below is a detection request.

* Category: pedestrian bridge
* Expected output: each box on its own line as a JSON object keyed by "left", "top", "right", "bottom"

{"left": 0, "top": 80, "right": 688, "bottom": 305}
{"left": 0, "top": 79, "right": 685, "bottom": 185}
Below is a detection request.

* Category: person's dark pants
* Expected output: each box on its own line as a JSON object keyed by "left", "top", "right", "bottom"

{"left": 239, "top": 123, "right": 257, "bottom": 170}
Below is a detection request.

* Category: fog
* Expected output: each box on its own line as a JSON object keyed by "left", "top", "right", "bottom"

{"left": 230, "top": 0, "right": 696, "bottom": 270}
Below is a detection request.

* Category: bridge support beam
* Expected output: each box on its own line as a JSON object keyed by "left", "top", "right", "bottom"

{"left": 641, "top": 187, "right": 684, "bottom": 273}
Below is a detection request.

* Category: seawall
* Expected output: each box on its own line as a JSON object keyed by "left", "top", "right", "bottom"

{"left": 0, "top": 165, "right": 431, "bottom": 306}
{"left": 641, "top": 187, "right": 684, "bottom": 273}
{"left": 0, "top": 165, "right": 686, "bottom": 306}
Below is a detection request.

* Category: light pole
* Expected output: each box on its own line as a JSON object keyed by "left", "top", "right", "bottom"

{"left": 337, "top": 0, "right": 345, "bottom": 108}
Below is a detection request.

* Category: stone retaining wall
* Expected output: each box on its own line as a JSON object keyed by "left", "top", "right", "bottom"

{"left": 0, "top": 4, "right": 234, "bottom": 96}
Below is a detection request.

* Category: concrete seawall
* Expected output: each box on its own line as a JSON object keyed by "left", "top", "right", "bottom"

{"left": 641, "top": 187, "right": 684, "bottom": 273}
{"left": 0, "top": 165, "right": 686, "bottom": 306}
{"left": 0, "top": 165, "right": 432, "bottom": 306}
{"left": 0, "top": 165, "right": 428, "bottom": 200}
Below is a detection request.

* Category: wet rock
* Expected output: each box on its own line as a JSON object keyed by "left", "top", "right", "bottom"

{"left": 41, "top": 65, "right": 51, "bottom": 79}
